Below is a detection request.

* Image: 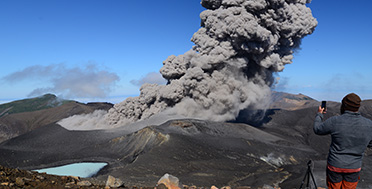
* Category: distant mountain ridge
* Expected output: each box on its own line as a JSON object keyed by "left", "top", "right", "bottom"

{"left": 0, "top": 94, "right": 73, "bottom": 118}
{"left": 269, "top": 91, "right": 319, "bottom": 110}
{"left": 0, "top": 92, "right": 327, "bottom": 117}
{"left": 0, "top": 94, "right": 113, "bottom": 143}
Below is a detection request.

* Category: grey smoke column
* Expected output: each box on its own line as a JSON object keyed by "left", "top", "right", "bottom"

{"left": 106, "top": 0, "right": 317, "bottom": 126}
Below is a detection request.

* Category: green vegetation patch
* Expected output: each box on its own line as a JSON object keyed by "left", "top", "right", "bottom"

{"left": 0, "top": 94, "right": 73, "bottom": 117}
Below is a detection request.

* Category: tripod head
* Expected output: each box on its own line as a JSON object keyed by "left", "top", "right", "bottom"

{"left": 307, "top": 160, "right": 313, "bottom": 167}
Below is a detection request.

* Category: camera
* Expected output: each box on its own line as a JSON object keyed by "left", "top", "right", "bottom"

{"left": 321, "top": 101, "right": 327, "bottom": 109}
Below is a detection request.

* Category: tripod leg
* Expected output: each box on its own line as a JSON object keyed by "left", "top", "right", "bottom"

{"left": 306, "top": 169, "right": 311, "bottom": 187}
{"left": 299, "top": 169, "right": 309, "bottom": 189}
{"left": 309, "top": 168, "right": 318, "bottom": 189}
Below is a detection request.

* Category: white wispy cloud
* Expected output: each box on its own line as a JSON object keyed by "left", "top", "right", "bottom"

{"left": 2, "top": 63, "right": 120, "bottom": 98}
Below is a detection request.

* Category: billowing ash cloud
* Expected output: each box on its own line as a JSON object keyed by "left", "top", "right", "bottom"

{"left": 106, "top": 0, "right": 317, "bottom": 126}
{"left": 130, "top": 72, "right": 167, "bottom": 87}
{"left": 2, "top": 63, "right": 119, "bottom": 98}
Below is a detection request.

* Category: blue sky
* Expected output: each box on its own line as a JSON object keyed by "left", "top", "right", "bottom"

{"left": 0, "top": 0, "right": 371, "bottom": 104}
{"left": 280, "top": 0, "right": 372, "bottom": 101}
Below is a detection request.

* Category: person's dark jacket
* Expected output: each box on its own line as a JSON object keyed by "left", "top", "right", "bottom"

{"left": 314, "top": 111, "right": 372, "bottom": 169}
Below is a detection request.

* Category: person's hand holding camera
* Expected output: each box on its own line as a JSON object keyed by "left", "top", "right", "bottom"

{"left": 318, "top": 101, "right": 327, "bottom": 114}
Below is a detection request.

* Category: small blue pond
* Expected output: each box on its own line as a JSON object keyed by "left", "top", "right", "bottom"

{"left": 33, "top": 162, "right": 108, "bottom": 178}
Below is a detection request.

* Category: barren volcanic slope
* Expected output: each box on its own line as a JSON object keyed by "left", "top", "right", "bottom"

{"left": 1, "top": 94, "right": 372, "bottom": 188}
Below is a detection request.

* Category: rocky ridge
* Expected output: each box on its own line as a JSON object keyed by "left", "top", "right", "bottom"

{"left": 0, "top": 165, "right": 280, "bottom": 189}
{"left": 0, "top": 164, "right": 105, "bottom": 188}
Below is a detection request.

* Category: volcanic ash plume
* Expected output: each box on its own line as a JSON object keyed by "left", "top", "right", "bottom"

{"left": 106, "top": 0, "right": 317, "bottom": 126}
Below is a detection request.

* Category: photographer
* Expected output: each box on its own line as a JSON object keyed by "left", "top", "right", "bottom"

{"left": 314, "top": 93, "right": 372, "bottom": 189}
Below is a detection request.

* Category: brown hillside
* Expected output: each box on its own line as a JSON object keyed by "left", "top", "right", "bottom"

{"left": 0, "top": 102, "right": 112, "bottom": 143}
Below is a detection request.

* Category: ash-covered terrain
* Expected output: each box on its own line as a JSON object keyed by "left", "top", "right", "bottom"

{"left": 1, "top": 92, "right": 372, "bottom": 188}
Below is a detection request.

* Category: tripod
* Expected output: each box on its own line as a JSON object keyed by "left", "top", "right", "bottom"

{"left": 299, "top": 160, "right": 318, "bottom": 189}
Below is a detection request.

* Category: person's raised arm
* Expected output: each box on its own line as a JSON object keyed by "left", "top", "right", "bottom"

{"left": 313, "top": 106, "right": 331, "bottom": 135}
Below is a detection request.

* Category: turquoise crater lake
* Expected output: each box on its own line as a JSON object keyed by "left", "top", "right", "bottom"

{"left": 33, "top": 162, "right": 108, "bottom": 178}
